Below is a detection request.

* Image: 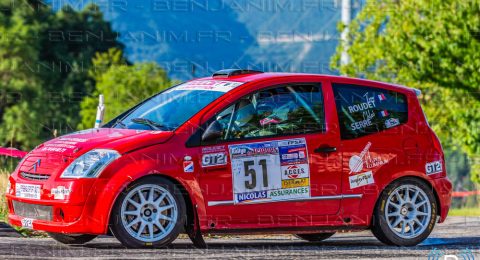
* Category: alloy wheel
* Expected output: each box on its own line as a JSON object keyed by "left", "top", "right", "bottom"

{"left": 384, "top": 184, "right": 432, "bottom": 239}
{"left": 120, "top": 184, "right": 178, "bottom": 242}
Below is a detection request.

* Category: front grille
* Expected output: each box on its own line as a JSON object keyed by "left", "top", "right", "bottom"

{"left": 20, "top": 172, "right": 50, "bottom": 181}
{"left": 12, "top": 201, "right": 52, "bottom": 221}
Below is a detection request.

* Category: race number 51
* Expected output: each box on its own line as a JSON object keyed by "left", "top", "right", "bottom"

{"left": 243, "top": 159, "right": 268, "bottom": 189}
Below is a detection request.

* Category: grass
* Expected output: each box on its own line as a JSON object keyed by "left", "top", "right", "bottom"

{"left": 0, "top": 168, "right": 9, "bottom": 222}
{"left": 449, "top": 207, "right": 480, "bottom": 217}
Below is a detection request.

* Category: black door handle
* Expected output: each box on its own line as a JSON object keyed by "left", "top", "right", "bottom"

{"left": 314, "top": 146, "right": 337, "bottom": 154}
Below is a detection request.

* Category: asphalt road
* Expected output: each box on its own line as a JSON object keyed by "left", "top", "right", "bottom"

{"left": 0, "top": 217, "right": 479, "bottom": 259}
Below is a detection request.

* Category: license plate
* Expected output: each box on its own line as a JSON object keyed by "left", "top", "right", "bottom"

{"left": 15, "top": 184, "right": 41, "bottom": 200}
{"left": 21, "top": 218, "right": 33, "bottom": 229}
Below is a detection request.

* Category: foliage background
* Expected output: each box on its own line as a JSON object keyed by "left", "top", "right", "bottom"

{"left": 332, "top": 0, "right": 480, "bottom": 198}
{"left": 0, "top": 0, "right": 478, "bottom": 215}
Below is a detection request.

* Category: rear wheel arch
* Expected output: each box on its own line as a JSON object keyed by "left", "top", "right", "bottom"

{"left": 370, "top": 175, "right": 439, "bottom": 246}
{"left": 373, "top": 175, "right": 441, "bottom": 221}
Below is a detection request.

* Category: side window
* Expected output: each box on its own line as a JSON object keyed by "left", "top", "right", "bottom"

{"left": 333, "top": 83, "right": 408, "bottom": 140}
{"left": 202, "top": 84, "right": 325, "bottom": 144}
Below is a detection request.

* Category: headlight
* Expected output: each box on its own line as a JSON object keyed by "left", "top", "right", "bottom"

{"left": 61, "top": 149, "right": 120, "bottom": 179}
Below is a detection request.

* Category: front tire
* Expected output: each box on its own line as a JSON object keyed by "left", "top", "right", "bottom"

{"left": 109, "top": 176, "right": 186, "bottom": 248}
{"left": 372, "top": 177, "right": 437, "bottom": 246}
{"left": 295, "top": 232, "right": 335, "bottom": 242}
{"left": 48, "top": 233, "right": 97, "bottom": 245}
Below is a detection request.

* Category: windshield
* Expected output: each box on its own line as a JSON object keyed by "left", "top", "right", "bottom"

{"left": 110, "top": 80, "right": 243, "bottom": 131}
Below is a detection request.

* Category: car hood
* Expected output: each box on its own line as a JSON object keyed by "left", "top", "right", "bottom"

{"left": 32, "top": 128, "right": 174, "bottom": 157}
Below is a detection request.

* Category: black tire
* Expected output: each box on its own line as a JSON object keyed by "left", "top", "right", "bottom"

{"left": 109, "top": 176, "right": 187, "bottom": 248}
{"left": 48, "top": 233, "right": 97, "bottom": 245}
{"left": 371, "top": 177, "right": 437, "bottom": 246}
{"left": 295, "top": 232, "right": 335, "bottom": 242}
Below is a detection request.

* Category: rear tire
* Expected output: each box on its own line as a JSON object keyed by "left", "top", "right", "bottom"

{"left": 371, "top": 177, "right": 437, "bottom": 246}
{"left": 109, "top": 176, "right": 186, "bottom": 248}
{"left": 295, "top": 232, "right": 335, "bottom": 242}
{"left": 48, "top": 233, "right": 97, "bottom": 245}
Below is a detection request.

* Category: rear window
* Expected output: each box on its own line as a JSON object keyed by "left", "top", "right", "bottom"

{"left": 333, "top": 83, "right": 408, "bottom": 140}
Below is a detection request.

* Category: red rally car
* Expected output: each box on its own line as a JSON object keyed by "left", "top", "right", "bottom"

{"left": 5, "top": 69, "right": 452, "bottom": 248}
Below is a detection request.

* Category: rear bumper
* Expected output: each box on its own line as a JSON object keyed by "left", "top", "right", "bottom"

{"left": 431, "top": 177, "right": 452, "bottom": 223}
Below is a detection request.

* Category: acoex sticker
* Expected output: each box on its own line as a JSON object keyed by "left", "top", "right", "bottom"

{"left": 426, "top": 160, "right": 442, "bottom": 175}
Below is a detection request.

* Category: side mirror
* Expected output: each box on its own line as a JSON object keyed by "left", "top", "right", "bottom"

{"left": 201, "top": 121, "right": 223, "bottom": 143}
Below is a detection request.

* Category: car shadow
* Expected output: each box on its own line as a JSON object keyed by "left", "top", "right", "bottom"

{"left": 77, "top": 236, "right": 480, "bottom": 250}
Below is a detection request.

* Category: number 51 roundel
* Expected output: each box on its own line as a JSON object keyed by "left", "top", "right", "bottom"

{"left": 229, "top": 138, "right": 311, "bottom": 204}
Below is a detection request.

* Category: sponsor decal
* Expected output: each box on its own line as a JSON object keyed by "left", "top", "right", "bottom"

{"left": 229, "top": 138, "right": 310, "bottom": 204}
{"left": 378, "top": 93, "right": 387, "bottom": 101}
{"left": 268, "top": 187, "right": 310, "bottom": 200}
{"left": 236, "top": 191, "right": 268, "bottom": 203}
{"left": 282, "top": 178, "right": 309, "bottom": 189}
{"left": 349, "top": 171, "right": 374, "bottom": 189}
{"left": 21, "top": 218, "right": 33, "bottom": 229}
{"left": 281, "top": 164, "right": 309, "bottom": 179}
{"left": 349, "top": 142, "right": 372, "bottom": 174}
{"left": 202, "top": 152, "right": 227, "bottom": 167}
{"left": 40, "top": 147, "right": 67, "bottom": 153}
{"left": 230, "top": 144, "right": 278, "bottom": 159}
{"left": 173, "top": 80, "right": 243, "bottom": 92}
{"left": 183, "top": 161, "right": 194, "bottom": 173}
{"left": 347, "top": 96, "right": 376, "bottom": 113}
{"left": 51, "top": 186, "right": 71, "bottom": 200}
{"left": 202, "top": 146, "right": 228, "bottom": 167}
{"left": 16, "top": 184, "right": 41, "bottom": 200}
{"left": 279, "top": 145, "right": 307, "bottom": 165}
{"left": 426, "top": 160, "right": 443, "bottom": 175}
{"left": 349, "top": 142, "right": 388, "bottom": 174}
{"left": 350, "top": 118, "right": 373, "bottom": 131}
{"left": 385, "top": 118, "right": 400, "bottom": 128}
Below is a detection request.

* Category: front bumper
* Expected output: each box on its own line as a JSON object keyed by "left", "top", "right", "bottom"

{"left": 6, "top": 177, "right": 111, "bottom": 235}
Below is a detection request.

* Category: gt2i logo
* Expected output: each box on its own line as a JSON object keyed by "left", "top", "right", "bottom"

{"left": 202, "top": 152, "right": 227, "bottom": 167}
{"left": 426, "top": 160, "right": 443, "bottom": 175}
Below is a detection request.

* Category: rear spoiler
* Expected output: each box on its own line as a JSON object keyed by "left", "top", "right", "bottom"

{"left": 0, "top": 147, "right": 27, "bottom": 159}
{"left": 413, "top": 88, "right": 422, "bottom": 96}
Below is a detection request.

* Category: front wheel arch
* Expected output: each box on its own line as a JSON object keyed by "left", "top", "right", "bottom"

{"left": 107, "top": 174, "right": 195, "bottom": 233}
{"left": 108, "top": 175, "right": 188, "bottom": 248}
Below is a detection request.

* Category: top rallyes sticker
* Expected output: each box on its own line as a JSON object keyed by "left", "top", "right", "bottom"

{"left": 174, "top": 80, "right": 244, "bottom": 92}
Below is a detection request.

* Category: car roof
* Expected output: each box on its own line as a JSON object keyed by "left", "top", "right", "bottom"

{"left": 193, "top": 72, "right": 415, "bottom": 94}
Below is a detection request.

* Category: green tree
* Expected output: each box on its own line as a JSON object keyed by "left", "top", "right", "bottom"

{"left": 0, "top": 1, "right": 123, "bottom": 149}
{"left": 332, "top": 0, "right": 480, "bottom": 182}
{"left": 78, "top": 48, "right": 176, "bottom": 129}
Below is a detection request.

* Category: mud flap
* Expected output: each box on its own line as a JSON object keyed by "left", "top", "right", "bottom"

{"left": 186, "top": 205, "right": 207, "bottom": 249}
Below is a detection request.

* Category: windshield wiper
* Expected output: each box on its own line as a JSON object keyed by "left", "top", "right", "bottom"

{"left": 131, "top": 118, "right": 166, "bottom": 130}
